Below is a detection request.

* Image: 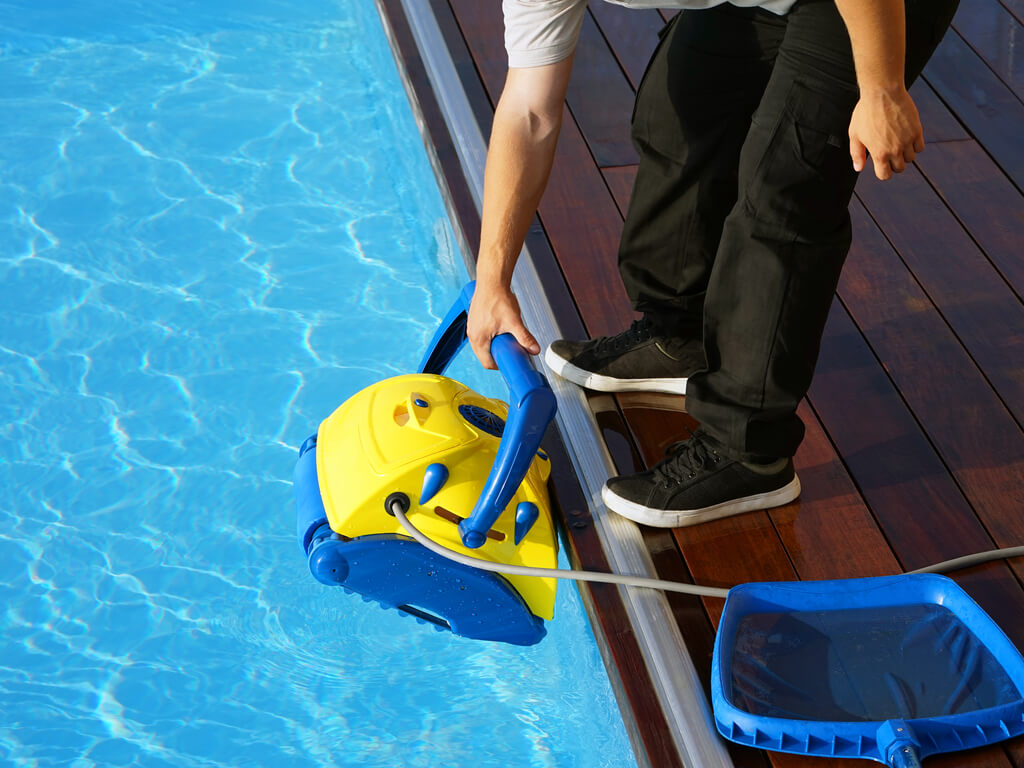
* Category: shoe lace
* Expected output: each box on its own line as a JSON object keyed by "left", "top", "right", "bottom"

{"left": 591, "top": 317, "right": 654, "bottom": 355}
{"left": 653, "top": 431, "right": 722, "bottom": 484}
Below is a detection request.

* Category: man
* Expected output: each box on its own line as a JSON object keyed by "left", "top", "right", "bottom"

{"left": 466, "top": 0, "right": 959, "bottom": 527}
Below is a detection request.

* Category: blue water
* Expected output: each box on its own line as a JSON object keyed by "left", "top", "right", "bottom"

{"left": 0, "top": 2, "right": 635, "bottom": 766}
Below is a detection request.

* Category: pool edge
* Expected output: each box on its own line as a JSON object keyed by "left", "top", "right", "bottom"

{"left": 372, "top": 2, "right": 736, "bottom": 767}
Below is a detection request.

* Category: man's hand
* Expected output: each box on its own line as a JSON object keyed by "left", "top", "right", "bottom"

{"left": 848, "top": 85, "right": 924, "bottom": 181}
{"left": 467, "top": 283, "right": 540, "bottom": 370}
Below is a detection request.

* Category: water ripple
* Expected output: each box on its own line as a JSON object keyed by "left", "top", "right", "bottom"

{"left": 0, "top": 1, "right": 635, "bottom": 766}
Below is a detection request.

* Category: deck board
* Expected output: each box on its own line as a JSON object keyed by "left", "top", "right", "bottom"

{"left": 923, "top": 27, "right": 1024, "bottom": 190}
{"left": 391, "top": 1, "right": 1024, "bottom": 765}
{"left": 1002, "top": 0, "right": 1024, "bottom": 24}
{"left": 953, "top": 0, "right": 1024, "bottom": 102}
{"left": 909, "top": 79, "right": 972, "bottom": 142}
{"left": 916, "top": 139, "right": 1024, "bottom": 300}
{"left": 589, "top": 1, "right": 664, "bottom": 90}
{"left": 840, "top": 199, "right": 1024, "bottom": 574}
{"left": 567, "top": 12, "right": 639, "bottom": 167}
{"left": 854, "top": 169, "right": 1024, "bottom": 425}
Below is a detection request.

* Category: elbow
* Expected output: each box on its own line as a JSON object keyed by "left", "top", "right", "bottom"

{"left": 495, "top": 83, "right": 564, "bottom": 144}
{"left": 525, "top": 107, "right": 562, "bottom": 142}
{"left": 495, "top": 99, "right": 562, "bottom": 145}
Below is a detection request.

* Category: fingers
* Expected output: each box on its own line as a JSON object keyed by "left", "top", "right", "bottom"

{"left": 848, "top": 89, "right": 926, "bottom": 181}
{"left": 468, "top": 334, "right": 539, "bottom": 370}
{"left": 514, "top": 326, "right": 541, "bottom": 356}
{"left": 850, "top": 136, "right": 867, "bottom": 173}
{"left": 469, "top": 324, "right": 541, "bottom": 371}
{"left": 872, "top": 154, "right": 893, "bottom": 181}
{"left": 468, "top": 335, "right": 497, "bottom": 370}
{"left": 864, "top": 135, "right": 929, "bottom": 180}
{"left": 466, "top": 288, "right": 540, "bottom": 371}
{"left": 876, "top": 139, "right": 925, "bottom": 180}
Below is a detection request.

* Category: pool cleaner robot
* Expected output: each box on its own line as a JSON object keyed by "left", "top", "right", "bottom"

{"left": 292, "top": 283, "right": 1024, "bottom": 766}
{"left": 293, "top": 282, "right": 558, "bottom": 645}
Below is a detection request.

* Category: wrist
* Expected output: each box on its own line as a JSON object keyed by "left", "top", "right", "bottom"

{"left": 475, "top": 256, "right": 515, "bottom": 290}
{"left": 858, "top": 80, "right": 906, "bottom": 97}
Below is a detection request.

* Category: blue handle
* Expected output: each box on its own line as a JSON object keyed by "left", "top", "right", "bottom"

{"left": 417, "top": 282, "right": 474, "bottom": 375}
{"left": 416, "top": 282, "right": 557, "bottom": 548}
{"left": 459, "top": 333, "right": 556, "bottom": 548}
{"left": 888, "top": 746, "right": 922, "bottom": 768}
{"left": 878, "top": 721, "right": 923, "bottom": 768}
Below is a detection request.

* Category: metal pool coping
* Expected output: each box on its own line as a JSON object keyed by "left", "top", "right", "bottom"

{"left": 374, "top": 3, "right": 735, "bottom": 766}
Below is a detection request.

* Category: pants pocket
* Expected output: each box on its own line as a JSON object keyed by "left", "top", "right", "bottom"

{"left": 742, "top": 80, "right": 858, "bottom": 243}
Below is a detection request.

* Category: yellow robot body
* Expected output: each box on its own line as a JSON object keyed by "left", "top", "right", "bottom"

{"left": 315, "top": 373, "right": 557, "bottom": 620}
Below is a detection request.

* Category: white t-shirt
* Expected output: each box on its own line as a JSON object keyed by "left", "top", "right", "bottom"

{"left": 504, "top": 0, "right": 797, "bottom": 68}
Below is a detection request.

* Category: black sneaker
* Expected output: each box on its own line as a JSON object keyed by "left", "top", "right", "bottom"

{"left": 544, "top": 318, "right": 704, "bottom": 395}
{"left": 602, "top": 430, "right": 801, "bottom": 527}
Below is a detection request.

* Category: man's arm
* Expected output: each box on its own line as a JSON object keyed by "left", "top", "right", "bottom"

{"left": 835, "top": 0, "right": 924, "bottom": 181}
{"left": 468, "top": 58, "right": 574, "bottom": 369}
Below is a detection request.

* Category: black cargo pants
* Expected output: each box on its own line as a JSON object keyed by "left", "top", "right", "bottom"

{"left": 618, "top": 0, "right": 959, "bottom": 461}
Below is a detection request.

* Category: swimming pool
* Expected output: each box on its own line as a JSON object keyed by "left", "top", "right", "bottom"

{"left": 0, "top": 1, "right": 636, "bottom": 766}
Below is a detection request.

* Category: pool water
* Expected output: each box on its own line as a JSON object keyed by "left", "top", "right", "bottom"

{"left": 0, "top": 1, "right": 635, "bottom": 766}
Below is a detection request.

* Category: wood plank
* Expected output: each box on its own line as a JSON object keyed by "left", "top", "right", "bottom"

{"left": 854, "top": 168, "right": 1024, "bottom": 424}
{"left": 810, "top": 300, "right": 1003, "bottom": 571}
{"left": 775, "top": 400, "right": 900, "bottom": 581}
{"left": 838, "top": 196, "right": 1024, "bottom": 577}
{"left": 601, "top": 165, "right": 638, "bottom": 220}
{"left": 1002, "top": 0, "right": 1024, "bottom": 25}
{"left": 909, "top": 79, "right": 971, "bottom": 143}
{"left": 953, "top": 0, "right": 1024, "bottom": 103}
{"left": 1009, "top": 736, "right": 1024, "bottom": 768}
{"left": 588, "top": 1, "right": 664, "bottom": 90}
{"left": 540, "top": 113, "right": 636, "bottom": 338}
{"left": 610, "top": 396, "right": 920, "bottom": 768}
{"left": 924, "top": 29, "right": 1024, "bottom": 191}
{"left": 809, "top": 303, "right": 1022, "bottom": 768}
{"left": 566, "top": 11, "right": 638, "bottom": 167}
{"left": 523, "top": 222, "right": 590, "bottom": 342}
{"left": 431, "top": 0, "right": 497, "bottom": 131}
{"left": 915, "top": 139, "right": 1024, "bottom": 301}
{"left": 446, "top": 0, "right": 508, "bottom": 99}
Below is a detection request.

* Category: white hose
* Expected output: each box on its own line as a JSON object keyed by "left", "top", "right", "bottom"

{"left": 390, "top": 500, "right": 1024, "bottom": 597}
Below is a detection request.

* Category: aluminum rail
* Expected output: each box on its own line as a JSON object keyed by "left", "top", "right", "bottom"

{"left": 376, "top": 3, "right": 736, "bottom": 767}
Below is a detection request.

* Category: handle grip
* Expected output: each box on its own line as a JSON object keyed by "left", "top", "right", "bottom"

{"left": 416, "top": 282, "right": 556, "bottom": 548}
{"left": 459, "top": 333, "right": 556, "bottom": 548}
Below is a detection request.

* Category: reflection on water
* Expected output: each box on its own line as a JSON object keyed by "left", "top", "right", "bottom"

{"left": 0, "top": 2, "right": 634, "bottom": 766}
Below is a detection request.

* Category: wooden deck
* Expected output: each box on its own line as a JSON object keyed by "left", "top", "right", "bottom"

{"left": 379, "top": 1, "right": 1024, "bottom": 766}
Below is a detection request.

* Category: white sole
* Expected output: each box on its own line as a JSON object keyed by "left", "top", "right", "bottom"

{"left": 601, "top": 475, "right": 801, "bottom": 528}
{"left": 544, "top": 345, "right": 688, "bottom": 396}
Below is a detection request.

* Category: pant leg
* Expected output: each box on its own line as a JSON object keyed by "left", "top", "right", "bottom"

{"left": 617, "top": 6, "right": 784, "bottom": 335}
{"left": 685, "top": 0, "right": 960, "bottom": 461}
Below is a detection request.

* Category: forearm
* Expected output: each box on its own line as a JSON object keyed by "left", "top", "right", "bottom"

{"left": 834, "top": 0, "right": 906, "bottom": 91}
{"left": 476, "top": 61, "right": 572, "bottom": 292}
{"left": 477, "top": 107, "right": 560, "bottom": 290}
